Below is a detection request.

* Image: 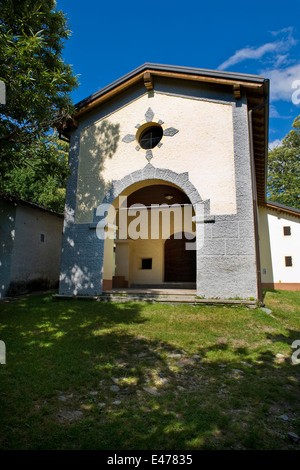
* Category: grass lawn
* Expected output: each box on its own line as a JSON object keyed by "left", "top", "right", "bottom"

{"left": 0, "top": 290, "right": 300, "bottom": 450}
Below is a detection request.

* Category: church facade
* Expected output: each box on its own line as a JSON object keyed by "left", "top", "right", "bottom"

{"left": 57, "top": 63, "right": 299, "bottom": 303}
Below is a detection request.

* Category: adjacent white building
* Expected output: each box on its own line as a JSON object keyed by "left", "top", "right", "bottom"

{"left": 0, "top": 194, "right": 64, "bottom": 297}
{"left": 259, "top": 202, "right": 300, "bottom": 291}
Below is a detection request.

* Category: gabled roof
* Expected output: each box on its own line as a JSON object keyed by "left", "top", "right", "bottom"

{"left": 74, "top": 63, "right": 268, "bottom": 113}
{"left": 0, "top": 193, "right": 63, "bottom": 218}
{"left": 59, "top": 63, "right": 269, "bottom": 203}
{"left": 260, "top": 200, "right": 300, "bottom": 219}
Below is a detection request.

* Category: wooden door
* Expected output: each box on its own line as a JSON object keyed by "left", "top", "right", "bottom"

{"left": 164, "top": 233, "right": 196, "bottom": 282}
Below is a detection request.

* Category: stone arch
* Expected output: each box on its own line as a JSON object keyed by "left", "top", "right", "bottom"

{"left": 100, "top": 163, "right": 203, "bottom": 209}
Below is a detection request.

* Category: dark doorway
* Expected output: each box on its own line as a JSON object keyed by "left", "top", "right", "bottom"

{"left": 164, "top": 233, "right": 196, "bottom": 282}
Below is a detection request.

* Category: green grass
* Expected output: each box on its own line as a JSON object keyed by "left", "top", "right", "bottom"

{"left": 0, "top": 290, "right": 300, "bottom": 450}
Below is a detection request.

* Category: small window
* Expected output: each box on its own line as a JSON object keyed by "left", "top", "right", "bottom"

{"left": 139, "top": 125, "right": 163, "bottom": 149}
{"left": 141, "top": 258, "right": 152, "bottom": 270}
{"left": 285, "top": 256, "right": 293, "bottom": 267}
{"left": 283, "top": 226, "right": 291, "bottom": 236}
{"left": 40, "top": 234, "right": 45, "bottom": 243}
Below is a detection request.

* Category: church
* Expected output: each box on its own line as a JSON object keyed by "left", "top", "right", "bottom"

{"left": 57, "top": 63, "right": 300, "bottom": 304}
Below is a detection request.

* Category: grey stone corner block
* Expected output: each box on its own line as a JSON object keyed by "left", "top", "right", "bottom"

{"left": 201, "top": 238, "right": 226, "bottom": 255}
{"left": 214, "top": 214, "right": 238, "bottom": 222}
{"left": 193, "top": 199, "right": 210, "bottom": 212}
{"left": 142, "top": 163, "right": 156, "bottom": 179}
{"left": 120, "top": 174, "right": 134, "bottom": 188}
{"left": 174, "top": 172, "right": 189, "bottom": 185}
{"left": 129, "top": 169, "right": 144, "bottom": 184}
{"left": 202, "top": 199, "right": 211, "bottom": 213}
{"left": 212, "top": 221, "right": 239, "bottom": 239}
{"left": 188, "top": 191, "right": 202, "bottom": 206}
{"left": 238, "top": 220, "right": 255, "bottom": 238}
{"left": 225, "top": 237, "right": 255, "bottom": 256}
{"left": 181, "top": 180, "right": 198, "bottom": 196}
{"left": 154, "top": 168, "right": 168, "bottom": 180}
{"left": 163, "top": 169, "right": 180, "bottom": 183}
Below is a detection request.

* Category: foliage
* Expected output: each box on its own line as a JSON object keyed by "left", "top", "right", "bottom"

{"left": 268, "top": 116, "right": 300, "bottom": 209}
{"left": 0, "top": 0, "right": 78, "bottom": 178}
{"left": 1, "top": 131, "right": 69, "bottom": 213}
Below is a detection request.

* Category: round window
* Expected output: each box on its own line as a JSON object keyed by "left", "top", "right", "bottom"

{"left": 139, "top": 125, "right": 163, "bottom": 149}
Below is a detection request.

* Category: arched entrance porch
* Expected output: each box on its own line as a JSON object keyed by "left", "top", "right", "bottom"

{"left": 102, "top": 177, "right": 198, "bottom": 290}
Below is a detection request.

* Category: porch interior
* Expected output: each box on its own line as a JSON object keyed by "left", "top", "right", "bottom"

{"left": 102, "top": 181, "right": 197, "bottom": 292}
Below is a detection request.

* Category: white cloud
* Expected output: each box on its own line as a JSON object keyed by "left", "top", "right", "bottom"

{"left": 269, "top": 104, "right": 292, "bottom": 119}
{"left": 217, "top": 27, "right": 300, "bottom": 105}
{"left": 218, "top": 27, "right": 296, "bottom": 71}
{"left": 268, "top": 139, "right": 282, "bottom": 150}
{"left": 269, "top": 105, "right": 281, "bottom": 118}
{"left": 270, "top": 26, "right": 295, "bottom": 37}
{"left": 218, "top": 42, "right": 280, "bottom": 70}
{"left": 263, "top": 63, "right": 300, "bottom": 101}
{"left": 273, "top": 54, "right": 289, "bottom": 68}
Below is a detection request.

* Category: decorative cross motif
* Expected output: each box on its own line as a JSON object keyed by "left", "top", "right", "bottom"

{"left": 122, "top": 107, "right": 179, "bottom": 162}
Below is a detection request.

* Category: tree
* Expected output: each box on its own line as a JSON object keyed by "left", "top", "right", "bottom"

{"left": 1, "top": 131, "right": 69, "bottom": 213}
{"left": 0, "top": 0, "right": 78, "bottom": 179}
{"left": 267, "top": 115, "right": 300, "bottom": 210}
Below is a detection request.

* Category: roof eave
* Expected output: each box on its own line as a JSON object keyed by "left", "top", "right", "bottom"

{"left": 74, "top": 63, "right": 266, "bottom": 117}
{"left": 260, "top": 200, "right": 300, "bottom": 218}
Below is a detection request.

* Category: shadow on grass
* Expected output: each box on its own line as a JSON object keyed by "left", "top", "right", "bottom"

{"left": 0, "top": 294, "right": 300, "bottom": 450}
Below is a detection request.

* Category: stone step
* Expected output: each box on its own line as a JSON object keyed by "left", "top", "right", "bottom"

{"left": 53, "top": 292, "right": 257, "bottom": 307}
{"left": 130, "top": 283, "right": 196, "bottom": 289}
{"left": 99, "top": 293, "right": 257, "bottom": 307}
{"left": 104, "top": 288, "right": 197, "bottom": 297}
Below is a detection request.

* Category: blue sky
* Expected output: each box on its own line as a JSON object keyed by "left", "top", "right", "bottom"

{"left": 57, "top": 0, "right": 300, "bottom": 148}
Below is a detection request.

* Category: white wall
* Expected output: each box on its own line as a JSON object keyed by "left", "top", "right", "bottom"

{"left": 10, "top": 204, "right": 63, "bottom": 287}
{"left": 259, "top": 206, "right": 300, "bottom": 286}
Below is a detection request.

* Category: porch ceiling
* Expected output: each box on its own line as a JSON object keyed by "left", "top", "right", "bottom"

{"left": 127, "top": 184, "right": 191, "bottom": 207}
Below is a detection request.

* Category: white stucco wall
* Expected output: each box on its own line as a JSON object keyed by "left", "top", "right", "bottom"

{"left": 75, "top": 92, "right": 236, "bottom": 223}
{"left": 10, "top": 205, "right": 63, "bottom": 286}
{"left": 259, "top": 206, "right": 300, "bottom": 285}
